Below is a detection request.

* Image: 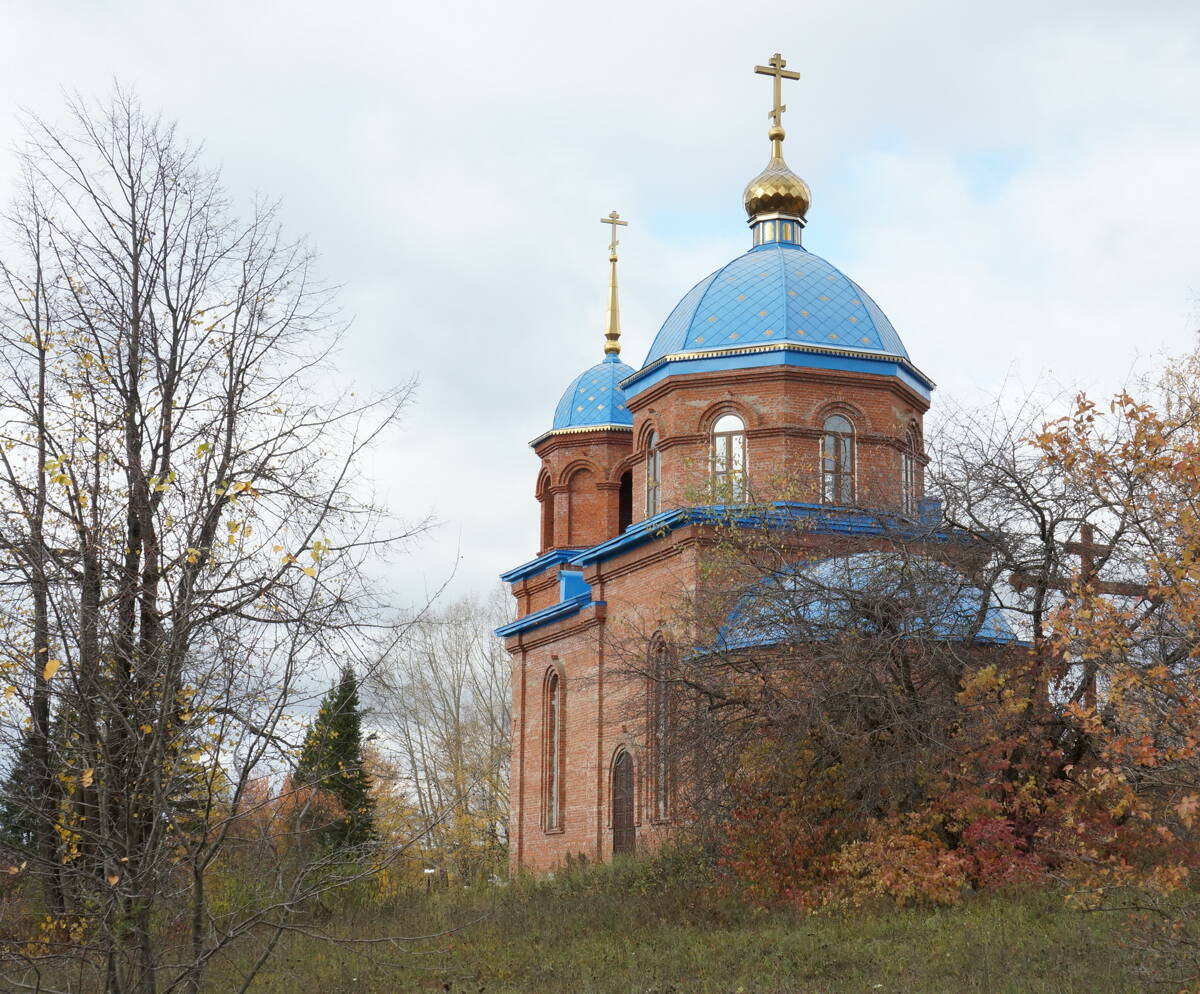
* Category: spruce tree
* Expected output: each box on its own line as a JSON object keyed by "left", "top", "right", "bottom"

{"left": 0, "top": 729, "right": 40, "bottom": 855}
{"left": 296, "top": 668, "right": 376, "bottom": 848}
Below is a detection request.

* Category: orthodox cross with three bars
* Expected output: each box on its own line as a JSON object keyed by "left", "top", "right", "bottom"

{"left": 600, "top": 210, "right": 627, "bottom": 260}
{"left": 755, "top": 52, "right": 801, "bottom": 130}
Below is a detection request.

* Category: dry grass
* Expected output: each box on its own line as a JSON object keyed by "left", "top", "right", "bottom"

{"left": 203, "top": 852, "right": 1155, "bottom": 993}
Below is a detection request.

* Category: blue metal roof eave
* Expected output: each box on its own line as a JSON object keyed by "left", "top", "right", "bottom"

{"left": 528, "top": 423, "right": 633, "bottom": 449}
{"left": 568, "top": 501, "right": 974, "bottom": 572}
{"left": 712, "top": 632, "right": 1032, "bottom": 654}
{"left": 500, "top": 548, "right": 588, "bottom": 584}
{"left": 494, "top": 593, "right": 604, "bottom": 639}
{"left": 620, "top": 343, "right": 935, "bottom": 403}
{"left": 568, "top": 508, "right": 691, "bottom": 568}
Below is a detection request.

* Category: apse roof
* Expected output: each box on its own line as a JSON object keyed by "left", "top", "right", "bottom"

{"left": 718, "top": 551, "right": 1025, "bottom": 651}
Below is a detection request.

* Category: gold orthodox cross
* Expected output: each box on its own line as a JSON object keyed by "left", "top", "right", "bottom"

{"left": 755, "top": 52, "right": 801, "bottom": 130}
{"left": 601, "top": 210, "right": 628, "bottom": 258}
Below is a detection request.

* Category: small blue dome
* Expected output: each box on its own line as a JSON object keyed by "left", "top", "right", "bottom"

{"left": 551, "top": 354, "right": 636, "bottom": 431}
{"left": 643, "top": 243, "right": 909, "bottom": 367}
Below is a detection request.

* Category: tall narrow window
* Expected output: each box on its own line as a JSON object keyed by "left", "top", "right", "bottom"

{"left": 902, "top": 427, "right": 919, "bottom": 515}
{"left": 651, "top": 640, "right": 671, "bottom": 821}
{"left": 538, "top": 477, "right": 553, "bottom": 551}
{"left": 711, "top": 414, "right": 747, "bottom": 500}
{"left": 645, "top": 430, "right": 661, "bottom": 516}
{"left": 821, "top": 415, "right": 855, "bottom": 505}
{"left": 544, "top": 670, "right": 562, "bottom": 830}
{"left": 618, "top": 470, "right": 633, "bottom": 533}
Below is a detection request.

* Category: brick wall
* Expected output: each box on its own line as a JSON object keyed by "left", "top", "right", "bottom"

{"left": 507, "top": 361, "right": 937, "bottom": 873}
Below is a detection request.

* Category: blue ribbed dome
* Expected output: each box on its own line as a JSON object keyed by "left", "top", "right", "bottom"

{"left": 551, "top": 354, "right": 636, "bottom": 431}
{"left": 643, "top": 243, "right": 910, "bottom": 367}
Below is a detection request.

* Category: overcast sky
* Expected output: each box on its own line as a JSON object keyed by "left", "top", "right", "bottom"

{"left": 3, "top": 0, "right": 1199, "bottom": 611}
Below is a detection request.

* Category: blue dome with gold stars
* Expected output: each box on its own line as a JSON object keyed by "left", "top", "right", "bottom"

{"left": 643, "top": 242, "right": 910, "bottom": 367}
{"left": 551, "top": 353, "right": 635, "bottom": 431}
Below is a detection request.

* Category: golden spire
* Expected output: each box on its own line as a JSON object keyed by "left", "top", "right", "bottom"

{"left": 745, "top": 53, "right": 811, "bottom": 227}
{"left": 600, "top": 210, "right": 628, "bottom": 357}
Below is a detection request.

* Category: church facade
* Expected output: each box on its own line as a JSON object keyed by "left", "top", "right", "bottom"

{"left": 498, "top": 55, "right": 945, "bottom": 872}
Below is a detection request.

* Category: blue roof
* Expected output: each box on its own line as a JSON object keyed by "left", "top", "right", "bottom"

{"left": 550, "top": 354, "right": 636, "bottom": 431}
{"left": 719, "top": 551, "right": 1025, "bottom": 652}
{"left": 641, "top": 243, "right": 911, "bottom": 369}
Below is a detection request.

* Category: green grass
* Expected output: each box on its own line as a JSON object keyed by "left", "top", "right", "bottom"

{"left": 206, "top": 855, "right": 1157, "bottom": 993}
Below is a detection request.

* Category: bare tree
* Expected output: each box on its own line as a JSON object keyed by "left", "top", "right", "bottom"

{"left": 0, "top": 89, "right": 425, "bottom": 993}
{"left": 368, "top": 590, "right": 512, "bottom": 881}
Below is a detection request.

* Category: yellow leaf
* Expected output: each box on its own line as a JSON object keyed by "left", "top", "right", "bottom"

{"left": 303, "top": 567, "right": 316, "bottom": 578}
{"left": 3, "top": 686, "right": 15, "bottom": 699}
{"left": 80, "top": 768, "right": 94, "bottom": 788}
{"left": 138, "top": 724, "right": 153, "bottom": 734}
{"left": 42, "top": 659, "right": 62, "bottom": 681}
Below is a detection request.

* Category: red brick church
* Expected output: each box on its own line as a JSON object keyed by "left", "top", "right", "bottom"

{"left": 498, "top": 55, "right": 966, "bottom": 872}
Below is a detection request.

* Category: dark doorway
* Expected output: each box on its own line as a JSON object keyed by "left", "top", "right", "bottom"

{"left": 618, "top": 471, "right": 633, "bottom": 534}
{"left": 612, "top": 750, "right": 635, "bottom": 856}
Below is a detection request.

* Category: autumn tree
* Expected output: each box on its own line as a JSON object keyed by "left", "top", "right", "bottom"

{"left": 0, "top": 89, "right": 424, "bottom": 993}
{"left": 605, "top": 385, "right": 1171, "bottom": 907}
{"left": 1027, "top": 357, "right": 1200, "bottom": 982}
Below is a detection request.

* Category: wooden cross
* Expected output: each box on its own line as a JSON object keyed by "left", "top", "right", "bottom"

{"left": 755, "top": 52, "right": 801, "bottom": 130}
{"left": 600, "top": 210, "right": 627, "bottom": 260}
{"left": 1010, "top": 523, "right": 1149, "bottom": 599}
{"left": 1010, "top": 522, "right": 1152, "bottom": 708}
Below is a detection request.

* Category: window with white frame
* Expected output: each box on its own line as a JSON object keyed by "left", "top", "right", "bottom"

{"left": 711, "top": 414, "right": 747, "bottom": 500}
{"left": 645, "top": 430, "right": 661, "bottom": 516}
{"left": 902, "top": 427, "right": 920, "bottom": 515}
{"left": 821, "top": 415, "right": 855, "bottom": 505}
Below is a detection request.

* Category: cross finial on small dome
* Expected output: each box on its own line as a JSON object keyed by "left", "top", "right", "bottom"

{"left": 600, "top": 211, "right": 628, "bottom": 357}
{"left": 745, "top": 52, "right": 811, "bottom": 241}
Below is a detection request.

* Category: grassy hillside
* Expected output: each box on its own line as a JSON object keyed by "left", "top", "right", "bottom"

{"left": 202, "top": 853, "right": 1155, "bottom": 993}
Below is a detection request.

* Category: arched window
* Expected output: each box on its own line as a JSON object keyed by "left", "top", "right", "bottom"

{"left": 645, "top": 430, "right": 661, "bottom": 516}
{"left": 543, "top": 670, "right": 563, "bottom": 830}
{"left": 538, "top": 477, "right": 553, "bottom": 551}
{"left": 711, "top": 414, "right": 747, "bottom": 500}
{"left": 902, "top": 427, "right": 920, "bottom": 515}
{"left": 821, "top": 415, "right": 855, "bottom": 505}
{"left": 650, "top": 640, "right": 671, "bottom": 821}
{"left": 611, "top": 749, "right": 635, "bottom": 856}
{"left": 618, "top": 470, "right": 633, "bottom": 533}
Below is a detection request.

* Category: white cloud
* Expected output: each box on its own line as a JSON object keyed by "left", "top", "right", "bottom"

{"left": 2, "top": 0, "right": 1198, "bottom": 607}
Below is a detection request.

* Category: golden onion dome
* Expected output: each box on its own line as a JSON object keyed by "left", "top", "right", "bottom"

{"left": 743, "top": 128, "right": 811, "bottom": 221}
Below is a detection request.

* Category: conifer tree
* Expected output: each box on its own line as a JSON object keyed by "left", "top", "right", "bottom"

{"left": 296, "top": 667, "right": 376, "bottom": 848}
{"left": 0, "top": 728, "right": 40, "bottom": 855}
